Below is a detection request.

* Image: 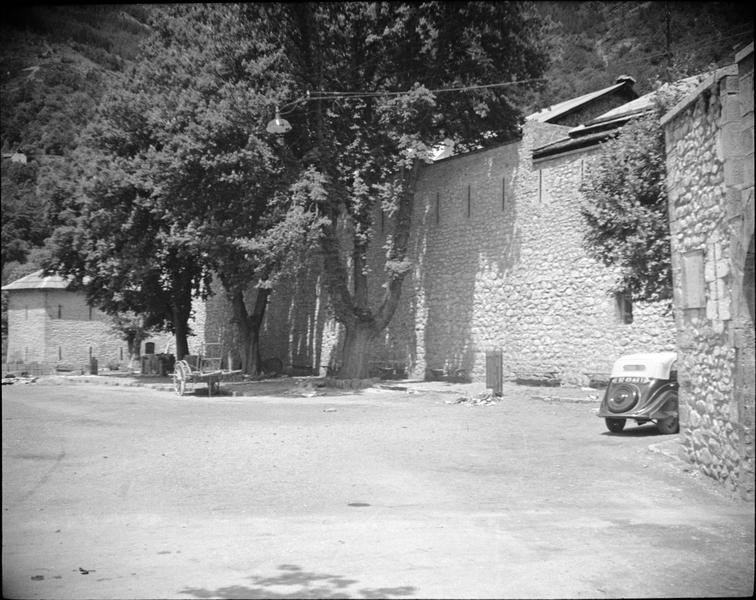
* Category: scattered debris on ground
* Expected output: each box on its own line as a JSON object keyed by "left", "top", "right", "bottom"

{"left": 446, "top": 390, "right": 500, "bottom": 406}
{"left": 531, "top": 393, "right": 600, "bottom": 404}
{"left": 284, "top": 381, "right": 326, "bottom": 397}
{"left": 2, "top": 374, "right": 38, "bottom": 385}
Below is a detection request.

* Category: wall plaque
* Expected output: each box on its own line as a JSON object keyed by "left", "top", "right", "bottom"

{"left": 681, "top": 250, "right": 706, "bottom": 308}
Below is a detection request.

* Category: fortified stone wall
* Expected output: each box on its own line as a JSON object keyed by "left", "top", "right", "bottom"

{"left": 662, "top": 44, "right": 754, "bottom": 498}
{"left": 364, "top": 120, "right": 675, "bottom": 385}
{"left": 247, "top": 117, "right": 677, "bottom": 384}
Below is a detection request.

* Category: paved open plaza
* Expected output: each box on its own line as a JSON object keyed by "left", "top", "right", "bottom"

{"left": 2, "top": 377, "right": 754, "bottom": 599}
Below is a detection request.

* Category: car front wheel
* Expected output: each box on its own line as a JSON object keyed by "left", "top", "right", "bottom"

{"left": 605, "top": 417, "right": 626, "bottom": 433}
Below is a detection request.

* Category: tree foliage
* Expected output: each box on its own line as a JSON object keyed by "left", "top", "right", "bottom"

{"left": 264, "top": 1, "right": 550, "bottom": 378}
{"left": 43, "top": 4, "right": 323, "bottom": 367}
{"left": 579, "top": 93, "right": 682, "bottom": 304}
{"left": 579, "top": 75, "right": 704, "bottom": 306}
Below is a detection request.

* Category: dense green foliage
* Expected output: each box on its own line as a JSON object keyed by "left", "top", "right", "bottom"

{"left": 533, "top": 1, "right": 752, "bottom": 107}
{"left": 1, "top": 5, "right": 149, "bottom": 282}
{"left": 579, "top": 101, "right": 675, "bottom": 304}
{"left": 43, "top": 5, "right": 322, "bottom": 365}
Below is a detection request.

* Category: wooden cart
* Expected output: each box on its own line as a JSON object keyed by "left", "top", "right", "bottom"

{"left": 172, "top": 355, "right": 242, "bottom": 397}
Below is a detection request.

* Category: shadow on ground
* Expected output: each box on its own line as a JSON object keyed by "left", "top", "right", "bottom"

{"left": 602, "top": 425, "right": 666, "bottom": 437}
{"left": 179, "top": 564, "right": 416, "bottom": 599}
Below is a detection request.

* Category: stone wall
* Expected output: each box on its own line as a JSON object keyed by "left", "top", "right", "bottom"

{"left": 5, "top": 289, "right": 126, "bottom": 368}
{"left": 363, "top": 119, "right": 675, "bottom": 384}
{"left": 5, "top": 290, "right": 48, "bottom": 364}
{"left": 244, "top": 117, "right": 676, "bottom": 385}
{"left": 662, "top": 43, "right": 754, "bottom": 498}
{"left": 5, "top": 286, "right": 185, "bottom": 370}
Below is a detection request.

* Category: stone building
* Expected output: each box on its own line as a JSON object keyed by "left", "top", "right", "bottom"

{"left": 252, "top": 76, "right": 681, "bottom": 385}
{"left": 2, "top": 270, "right": 174, "bottom": 373}
{"left": 660, "top": 42, "right": 754, "bottom": 498}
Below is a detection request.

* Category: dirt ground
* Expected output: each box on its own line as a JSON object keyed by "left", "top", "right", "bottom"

{"left": 2, "top": 376, "right": 754, "bottom": 599}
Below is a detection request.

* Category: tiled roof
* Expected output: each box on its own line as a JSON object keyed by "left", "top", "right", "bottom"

{"left": 570, "top": 74, "right": 705, "bottom": 134}
{"left": 1, "top": 269, "right": 72, "bottom": 291}
{"left": 526, "top": 80, "right": 631, "bottom": 123}
{"left": 533, "top": 74, "right": 708, "bottom": 160}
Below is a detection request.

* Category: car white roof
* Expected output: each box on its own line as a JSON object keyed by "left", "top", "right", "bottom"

{"left": 610, "top": 352, "right": 678, "bottom": 379}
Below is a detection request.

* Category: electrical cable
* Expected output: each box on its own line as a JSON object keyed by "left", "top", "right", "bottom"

{"left": 278, "top": 76, "right": 547, "bottom": 113}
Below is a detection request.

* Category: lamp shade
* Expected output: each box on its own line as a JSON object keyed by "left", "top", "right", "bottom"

{"left": 266, "top": 107, "right": 291, "bottom": 134}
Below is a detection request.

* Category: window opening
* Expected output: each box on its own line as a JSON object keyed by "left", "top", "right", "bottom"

{"left": 538, "top": 169, "right": 542, "bottom": 203}
{"left": 57, "top": 305, "right": 62, "bottom": 319}
{"left": 502, "top": 177, "right": 506, "bottom": 211}
{"left": 615, "top": 293, "right": 634, "bottom": 324}
{"left": 436, "top": 191, "right": 440, "bottom": 224}
{"left": 466, "top": 184, "right": 471, "bottom": 218}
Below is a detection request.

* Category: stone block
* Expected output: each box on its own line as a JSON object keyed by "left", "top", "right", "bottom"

{"left": 724, "top": 156, "right": 744, "bottom": 186}
{"left": 742, "top": 127, "right": 754, "bottom": 154}
{"left": 721, "top": 123, "right": 742, "bottom": 156}
{"left": 744, "top": 155, "right": 754, "bottom": 188}
{"left": 706, "top": 299, "right": 718, "bottom": 320}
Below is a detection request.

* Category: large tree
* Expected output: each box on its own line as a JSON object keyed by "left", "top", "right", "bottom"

{"left": 45, "top": 4, "right": 309, "bottom": 367}
{"left": 266, "top": 2, "right": 549, "bottom": 378}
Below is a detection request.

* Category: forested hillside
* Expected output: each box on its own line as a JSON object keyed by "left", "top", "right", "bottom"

{"left": 1, "top": 2, "right": 752, "bottom": 348}
{"left": 534, "top": 1, "right": 753, "bottom": 106}
{"left": 1, "top": 5, "right": 151, "bottom": 281}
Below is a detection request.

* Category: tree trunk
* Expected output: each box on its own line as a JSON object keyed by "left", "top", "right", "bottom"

{"left": 231, "top": 287, "right": 270, "bottom": 375}
{"left": 337, "top": 319, "right": 374, "bottom": 380}
{"left": 170, "top": 270, "right": 194, "bottom": 361}
{"left": 173, "top": 309, "right": 190, "bottom": 361}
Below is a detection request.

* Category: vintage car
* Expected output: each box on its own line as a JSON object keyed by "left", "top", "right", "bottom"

{"left": 598, "top": 352, "right": 679, "bottom": 434}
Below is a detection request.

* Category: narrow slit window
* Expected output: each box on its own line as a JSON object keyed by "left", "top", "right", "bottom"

{"left": 57, "top": 305, "right": 62, "bottom": 319}
{"left": 466, "top": 184, "right": 471, "bottom": 218}
{"left": 502, "top": 177, "right": 506, "bottom": 211}
{"left": 615, "top": 293, "right": 634, "bottom": 324}
{"left": 539, "top": 169, "right": 542, "bottom": 203}
{"left": 436, "top": 191, "right": 440, "bottom": 224}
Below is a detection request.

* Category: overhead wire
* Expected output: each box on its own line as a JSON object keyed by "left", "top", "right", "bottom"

{"left": 276, "top": 23, "right": 752, "bottom": 114}
{"left": 278, "top": 76, "right": 548, "bottom": 113}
